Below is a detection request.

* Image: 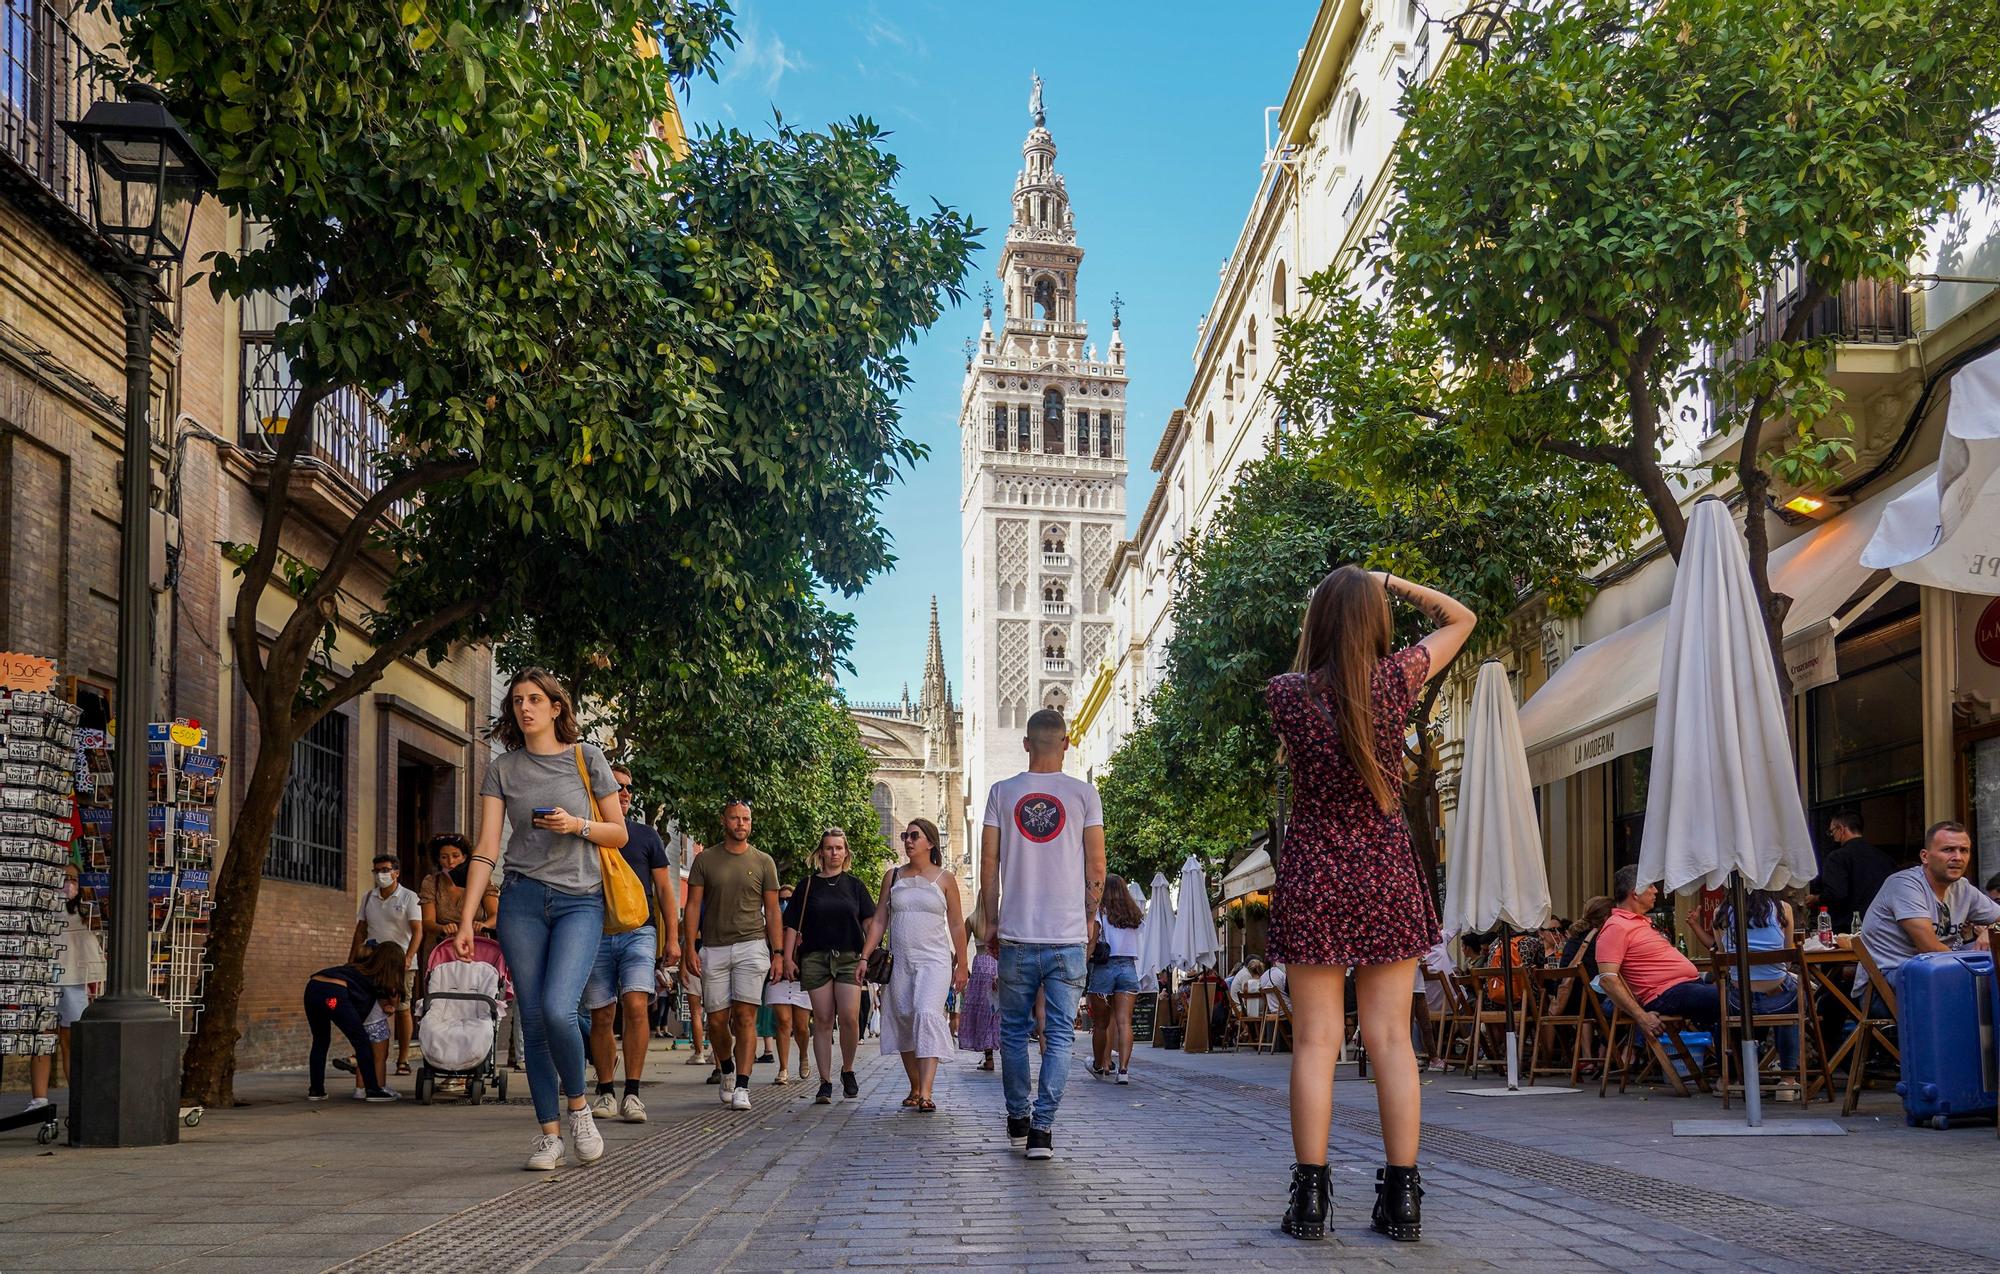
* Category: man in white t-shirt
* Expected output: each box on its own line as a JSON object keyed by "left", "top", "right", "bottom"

{"left": 979, "top": 707, "right": 1106, "bottom": 1163}
{"left": 353, "top": 853, "right": 423, "bottom": 1076}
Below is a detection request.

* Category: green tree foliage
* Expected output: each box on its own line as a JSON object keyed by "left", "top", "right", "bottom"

{"left": 117, "top": 0, "right": 974, "bottom": 1103}
{"left": 1102, "top": 445, "right": 1634, "bottom": 896}
{"left": 1382, "top": 0, "right": 2000, "bottom": 677}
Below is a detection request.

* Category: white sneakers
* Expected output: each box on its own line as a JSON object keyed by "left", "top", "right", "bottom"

{"left": 719, "top": 1075, "right": 736, "bottom": 1104}
{"left": 592, "top": 1091, "right": 619, "bottom": 1120}
{"left": 569, "top": 1107, "right": 605, "bottom": 1164}
{"left": 620, "top": 1092, "right": 647, "bottom": 1123}
{"left": 1114, "top": 1069, "right": 1131, "bottom": 1085}
{"left": 525, "top": 1133, "right": 565, "bottom": 1171}
{"left": 729, "top": 1086, "right": 752, "bottom": 1111}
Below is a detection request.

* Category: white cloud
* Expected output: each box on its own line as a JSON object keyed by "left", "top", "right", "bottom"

{"left": 722, "top": 16, "right": 807, "bottom": 95}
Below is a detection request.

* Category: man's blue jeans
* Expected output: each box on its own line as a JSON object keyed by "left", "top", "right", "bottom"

{"left": 997, "top": 941, "right": 1086, "bottom": 1130}
{"left": 496, "top": 875, "right": 604, "bottom": 1124}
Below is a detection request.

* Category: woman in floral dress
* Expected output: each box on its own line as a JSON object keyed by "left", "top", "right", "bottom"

{"left": 1267, "top": 566, "right": 1473, "bottom": 1244}
{"left": 957, "top": 920, "right": 1000, "bottom": 1069}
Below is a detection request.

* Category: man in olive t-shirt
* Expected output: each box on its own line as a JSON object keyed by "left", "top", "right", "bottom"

{"left": 683, "top": 800, "right": 781, "bottom": 1108}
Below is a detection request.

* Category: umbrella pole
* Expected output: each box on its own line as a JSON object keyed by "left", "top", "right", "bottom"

{"left": 1501, "top": 925, "right": 1520, "bottom": 1090}
{"left": 1731, "top": 874, "right": 1762, "bottom": 1127}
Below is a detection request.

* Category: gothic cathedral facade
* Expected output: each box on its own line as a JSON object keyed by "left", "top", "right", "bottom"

{"left": 960, "top": 87, "right": 1131, "bottom": 824}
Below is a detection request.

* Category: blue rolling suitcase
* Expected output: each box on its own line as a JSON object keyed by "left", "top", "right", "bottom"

{"left": 1895, "top": 951, "right": 1997, "bottom": 1129}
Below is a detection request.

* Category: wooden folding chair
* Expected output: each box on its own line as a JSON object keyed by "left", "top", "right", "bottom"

{"left": 1526, "top": 965, "right": 1599, "bottom": 1084}
{"left": 1837, "top": 939, "right": 1901, "bottom": 1116}
{"left": 1421, "top": 968, "right": 1467, "bottom": 1069}
{"left": 1710, "top": 948, "right": 1816, "bottom": 1110}
{"left": 1457, "top": 967, "right": 1533, "bottom": 1080}
{"left": 1598, "top": 1002, "right": 1711, "bottom": 1098}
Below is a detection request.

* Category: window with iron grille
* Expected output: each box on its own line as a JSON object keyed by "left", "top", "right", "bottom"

{"left": 266, "top": 712, "right": 349, "bottom": 887}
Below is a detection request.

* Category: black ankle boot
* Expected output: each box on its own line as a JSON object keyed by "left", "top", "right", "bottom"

{"left": 1280, "top": 1162, "right": 1330, "bottom": 1240}
{"left": 1371, "top": 1164, "right": 1423, "bottom": 1242}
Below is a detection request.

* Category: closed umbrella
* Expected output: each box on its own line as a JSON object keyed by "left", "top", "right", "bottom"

{"left": 1133, "top": 873, "right": 1172, "bottom": 993}
{"left": 1168, "top": 855, "right": 1221, "bottom": 973}
{"left": 1861, "top": 346, "right": 2000, "bottom": 595}
{"left": 1444, "top": 660, "right": 1554, "bottom": 1089}
{"left": 1638, "top": 497, "right": 1821, "bottom": 1132}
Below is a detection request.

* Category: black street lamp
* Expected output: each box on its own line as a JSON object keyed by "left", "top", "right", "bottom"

{"left": 59, "top": 87, "right": 217, "bottom": 1149}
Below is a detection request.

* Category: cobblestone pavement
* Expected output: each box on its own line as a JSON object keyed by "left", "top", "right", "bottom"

{"left": 6, "top": 1035, "right": 1999, "bottom": 1272}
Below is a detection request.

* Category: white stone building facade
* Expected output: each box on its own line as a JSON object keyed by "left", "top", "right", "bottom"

{"left": 960, "top": 90, "right": 1131, "bottom": 823}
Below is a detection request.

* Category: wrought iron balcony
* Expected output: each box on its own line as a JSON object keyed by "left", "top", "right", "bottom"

{"left": 0, "top": 0, "right": 100, "bottom": 229}
{"left": 239, "top": 332, "right": 409, "bottom": 525}
{"left": 1705, "top": 268, "right": 1915, "bottom": 435}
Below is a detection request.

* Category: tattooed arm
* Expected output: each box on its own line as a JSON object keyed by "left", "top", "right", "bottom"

{"left": 1083, "top": 824, "right": 1107, "bottom": 950}
{"left": 1377, "top": 572, "right": 1476, "bottom": 685}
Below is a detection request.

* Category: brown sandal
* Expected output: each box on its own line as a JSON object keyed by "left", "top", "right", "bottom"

{"left": 901, "top": 1094, "right": 920, "bottom": 1107}
{"left": 917, "top": 1098, "right": 936, "bottom": 1113}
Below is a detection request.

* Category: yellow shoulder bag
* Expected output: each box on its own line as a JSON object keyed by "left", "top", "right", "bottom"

{"left": 576, "top": 745, "right": 648, "bottom": 935}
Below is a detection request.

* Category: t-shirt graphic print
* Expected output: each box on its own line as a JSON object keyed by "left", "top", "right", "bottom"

{"left": 983, "top": 769, "right": 1102, "bottom": 947}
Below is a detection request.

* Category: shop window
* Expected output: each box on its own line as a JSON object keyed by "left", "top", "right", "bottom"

{"left": 1808, "top": 612, "right": 1923, "bottom": 865}
{"left": 267, "top": 712, "right": 349, "bottom": 888}
{"left": 1609, "top": 747, "right": 1651, "bottom": 874}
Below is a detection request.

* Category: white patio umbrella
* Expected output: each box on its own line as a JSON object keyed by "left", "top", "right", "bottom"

{"left": 1860, "top": 346, "right": 2000, "bottom": 595}
{"left": 1444, "top": 660, "right": 1554, "bottom": 1089}
{"left": 1168, "top": 854, "right": 1222, "bottom": 973}
{"left": 1637, "top": 497, "right": 1819, "bottom": 1132}
{"left": 1132, "top": 872, "right": 1171, "bottom": 993}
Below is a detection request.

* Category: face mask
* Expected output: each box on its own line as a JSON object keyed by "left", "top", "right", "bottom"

{"left": 374, "top": 871, "right": 394, "bottom": 888}
{"left": 62, "top": 880, "right": 79, "bottom": 900}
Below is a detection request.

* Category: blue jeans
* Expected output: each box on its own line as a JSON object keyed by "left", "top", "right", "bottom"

{"left": 497, "top": 876, "right": 604, "bottom": 1124}
{"left": 998, "top": 941, "right": 1086, "bottom": 1130}
{"left": 585, "top": 925, "right": 657, "bottom": 1010}
{"left": 1726, "top": 979, "right": 1801, "bottom": 1071}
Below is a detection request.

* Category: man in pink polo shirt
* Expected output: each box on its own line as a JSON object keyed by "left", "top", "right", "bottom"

{"left": 1596, "top": 865, "right": 1719, "bottom": 1038}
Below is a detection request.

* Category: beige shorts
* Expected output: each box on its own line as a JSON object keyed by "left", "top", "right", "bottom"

{"left": 699, "top": 939, "right": 772, "bottom": 1008}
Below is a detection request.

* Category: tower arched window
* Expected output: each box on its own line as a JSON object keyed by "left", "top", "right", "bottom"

{"left": 1099, "top": 411, "right": 1113, "bottom": 457}
{"left": 1016, "top": 405, "right": 1032, "bottom": 451}
{"left": 1042, "top": 388, "right": 1065, "bottom": 454}
{"left": 993, "top": 403, "right": 1009, "bottom": 450}
{"left": 1075, "top": 409, "right": 1090, "bottom": 454}
{"left": 1033, "top": 277, "right": 1056, "bottom": 320}
{"left": 1043, "top": 527, "right": 1066, "bottom": 556}
{"left": 1044, "top": 686, "right": 1068, "bottom": 713}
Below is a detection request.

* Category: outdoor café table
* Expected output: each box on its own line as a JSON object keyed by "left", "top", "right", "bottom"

{"left": 1801, "top": 941, "right": 1863, "bottom": 1103}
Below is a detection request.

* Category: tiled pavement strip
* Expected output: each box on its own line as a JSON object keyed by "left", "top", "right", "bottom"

{"left": 5, "top": 1036, "right": 1997, "bottom": 1272}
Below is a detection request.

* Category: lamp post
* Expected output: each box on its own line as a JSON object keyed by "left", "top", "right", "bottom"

{"left": 59, "top": 88, "right": 217, "bottom": 1148}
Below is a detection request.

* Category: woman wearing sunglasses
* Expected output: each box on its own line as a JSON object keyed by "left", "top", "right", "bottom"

{"left": 857, "top": 819, "right": 968, "bottom": 1113}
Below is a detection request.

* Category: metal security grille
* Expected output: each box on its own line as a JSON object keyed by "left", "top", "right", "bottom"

{"left": 266, "top": 712, "right": 347, "bottom": 888}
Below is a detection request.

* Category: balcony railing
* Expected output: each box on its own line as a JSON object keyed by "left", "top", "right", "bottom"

{"left": 1010, "top": 318, "right": 1087, "bottom": 339}
{"left": 1042, "top": 552, "right": 1072, "bottom": 569}
{"left": 1043, "top": 600, "right": 1071, "bottom": 616}
{"left": 240, "top": 332, "right": 408, "bottom": 522}
{"left": 0, "top": 0, "right": 102, "bottom": 228}
{"left": 1042, "top": 658, "right": 1071, "bottom": 675}
{"left": 1706, "top": 269, "right": 1915, "bottom": 434}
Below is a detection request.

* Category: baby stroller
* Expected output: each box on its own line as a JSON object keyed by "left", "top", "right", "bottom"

{"left": 415, "top": 935, "right": 510, "bottom": 1105}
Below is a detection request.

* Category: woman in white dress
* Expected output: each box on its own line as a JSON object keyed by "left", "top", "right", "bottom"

{"left": 857, "top": 818, "right": 968, "bottom": 1113}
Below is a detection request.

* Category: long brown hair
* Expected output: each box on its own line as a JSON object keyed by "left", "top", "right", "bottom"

{"left": 907, "top": 818, "right": 942, "bottom": 868}
{"left": 491, "top": 667, "right": 580, "bottom": 751}
{"left": 1569, "top": 895, "right": 1615, "bottom": 941}
{"left": 1292, "top": 565, "right": 1396, "bottom": 812}
{"left": 350, "top": 941, "right": 407, "bottom": 1002}
{"left": 1101, "top": 873, "right": 1143, "bottom": 930}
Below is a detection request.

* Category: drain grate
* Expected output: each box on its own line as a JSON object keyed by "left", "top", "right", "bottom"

{"left": 1149, "top": 1067, "right": 1980, "bottom": 1273}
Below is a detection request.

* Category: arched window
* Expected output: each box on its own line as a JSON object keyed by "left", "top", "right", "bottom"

{"left": 1043, "top": 581, "right": 1066, "bottom": 612}
{"left": 1341, "top": 92, "right": 1362, "bottom": 154}
{"left": 1016, "top": 404, "right": 1031, "bottom": 451}
{"left": 870, "top": 783, "right": 894, "bottom": 844}
{"left": 1075, "top": 409, "right": 1090, "bottom": 454}
{"left": 1245, "top": 318, "right": 1259, "bottom": 379}
{"left": 1099, "top": 411, "right": 1113, "bottom": 457}
{"left": 1271, "top": 261, "right": 1289, "bottom": 318}
{"left": 1204, "top": 412, "right": 1216, "bottom": 443}
{"left": 1042, "top": 388, "right": 1065, "bottom": 453}
{"left": 1044, "top": 686, "right": 1068, "bottom": 713}
{"left": 993, "top": 403, "right": 1009, "bottom": 450}
{"left": 1042, "top": 527, "right": 1066, "bottom": 556}
{"left": 1033, "top": 277, "right": 1056, "bottom": 320}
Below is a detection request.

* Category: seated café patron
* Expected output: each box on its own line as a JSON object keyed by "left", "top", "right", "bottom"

{"left": 1596, "top": 866, "right": 1719, "bottom": 1037}
{"left": 1853, "top": 821, "right": 1996, "bottom": 998}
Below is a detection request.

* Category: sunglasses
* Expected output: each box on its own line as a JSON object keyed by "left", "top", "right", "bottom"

{"left": 900, "top": 831, "right": 925, "bottom": 843}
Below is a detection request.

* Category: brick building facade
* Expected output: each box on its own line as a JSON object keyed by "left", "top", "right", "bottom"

{"left": 1, "top": 2, "right": 493, "bottom": 1075}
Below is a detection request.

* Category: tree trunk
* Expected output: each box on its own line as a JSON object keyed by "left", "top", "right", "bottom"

{"left": 180, "top": 733, "right": 298, "bottom": 1106}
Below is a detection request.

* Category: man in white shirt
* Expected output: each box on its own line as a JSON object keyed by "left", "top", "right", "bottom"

{"left": 979, "top": 708, "right": 1106, "bottom": 1163}
{"left": 353, "top": 853, "right": 423, "bottom": 1076}
{"left": 1228, "top": 958, "right": 1267, "bottom": 1012}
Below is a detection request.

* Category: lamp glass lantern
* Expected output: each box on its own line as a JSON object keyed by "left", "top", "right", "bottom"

{"left": 60, "top": 94, "right": 218, "bottom": 269}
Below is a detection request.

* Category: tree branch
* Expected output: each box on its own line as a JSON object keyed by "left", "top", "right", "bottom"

{"left": 295, "top": 457, "right": 477, "bottom": 620}
{"left": 293, "top": 592, "right": 495, "bottom": 737}
{"left": 231, "top": 380, "right": 338, "bottom": 707}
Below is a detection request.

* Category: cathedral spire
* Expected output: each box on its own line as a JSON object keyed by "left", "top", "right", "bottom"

{"left": 919, "top": 595, "right": 950, "bottom": 713}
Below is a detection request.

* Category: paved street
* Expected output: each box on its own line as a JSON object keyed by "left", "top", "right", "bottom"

{"left": 5, "top": 1033, "right": 1998, "bottom": 1272}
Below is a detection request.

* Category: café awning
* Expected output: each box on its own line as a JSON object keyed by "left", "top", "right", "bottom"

{"left": 1221, "top": 848, "right": 1274, "bottom": 900}
{"left": 1518, "top": 466, "right": 1932, "bottom": 786}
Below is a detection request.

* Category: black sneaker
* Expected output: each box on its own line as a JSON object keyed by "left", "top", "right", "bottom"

{"left": 841, "top": 1070, "right": 859, "bottom": 1099}
{"left": 815, "top": 1080, "right": 834, "bottom": 1105}
{"left": 756, "top": 1052, "right": 775, "bottom": 1064}
{"left": 705, "top": 1068, "right": 722, "bottom": 1085}
{"left": 1025, "top": 1127, "right": 1053, "bottom": 1160}
{"left": 1006, "top": 1115, "right": 1030, "bottom": 1147}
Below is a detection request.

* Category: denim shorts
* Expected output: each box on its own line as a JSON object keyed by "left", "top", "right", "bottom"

{"left": 585, "top": 924, "right": 657, "bottom": 1010}
{"left": 1086, "top": 956, "right": 1140, "bottom": 997}
{"left": 363, "top": 1003, "right": 391, "bottom": 1044}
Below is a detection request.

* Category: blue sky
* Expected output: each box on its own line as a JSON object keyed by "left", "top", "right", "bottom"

{"left": 684, "top": 1, "right": 1306, "bottom": 703}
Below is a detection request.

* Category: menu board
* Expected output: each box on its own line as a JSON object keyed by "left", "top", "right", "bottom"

{"left": 1131, "top": 991, "right": 1158, "bottom": 1043}
{"left": 1974, "top": 735, "right": 2000, "bottom": 868}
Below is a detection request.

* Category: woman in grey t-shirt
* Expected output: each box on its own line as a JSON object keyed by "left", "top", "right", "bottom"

{"left": 452, "top": 668, "right": 626, "bottom": 1172}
